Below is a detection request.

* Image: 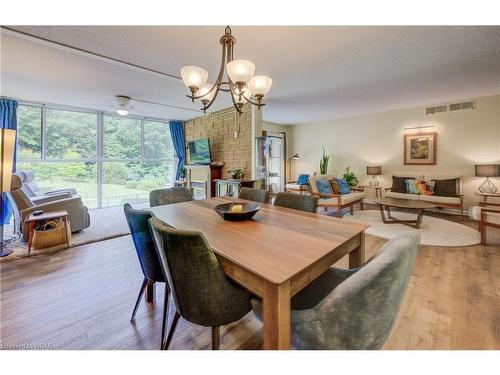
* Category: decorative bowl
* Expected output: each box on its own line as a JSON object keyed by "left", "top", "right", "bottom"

{"left": 214, "top": 202, "right": 261, "bottom": 221}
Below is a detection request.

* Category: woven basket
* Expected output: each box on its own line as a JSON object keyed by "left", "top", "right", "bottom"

{"left": 32, "top": 219, "right": 71, "bottom": 250}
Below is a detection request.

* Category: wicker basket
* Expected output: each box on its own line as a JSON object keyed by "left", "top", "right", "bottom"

{"left": 32, "top": 219, "right": 71, "bottom": 250}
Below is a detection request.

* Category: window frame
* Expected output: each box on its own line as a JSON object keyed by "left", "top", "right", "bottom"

{"left": 16, "top": 100, "right": 176, "bottom": 208}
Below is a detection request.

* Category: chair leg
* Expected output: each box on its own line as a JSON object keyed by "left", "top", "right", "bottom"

{"left": 160, "top": 287, "right": 170, "bottom": 349}
{"left": 480, "top": 221, "right": 486, "bottom": 245}
{"left": 211, "top": 326, "right": 220, "bottom": 350}
{"left": 337, "top": 206, "right": 341, "bottom": 218}
{"left": 350, "top": 204, "right": 354, "bottom": 215}
{"left": 163, "top": 311, "right": 180, "bottom": 350}
{"left": 130, "top": 278, "right": 148, "bottom": 322}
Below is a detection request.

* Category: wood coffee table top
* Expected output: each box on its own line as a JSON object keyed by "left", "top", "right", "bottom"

{"left": 375, "top": 197, "right": 437, "bottom": 209}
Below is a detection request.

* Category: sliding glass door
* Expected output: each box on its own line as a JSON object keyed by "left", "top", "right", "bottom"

{"left": 16, "top": 103, "right": 175, "bottom": 209}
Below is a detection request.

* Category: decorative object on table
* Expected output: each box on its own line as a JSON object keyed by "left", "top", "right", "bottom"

{"left": 342, "top": 166, "right": 359, "bottom": 187}
{"left": 366, "top": 165, "right": 382, "bottom": 187}
{"left": 475, "top": 164, "right": 500, "bottom": 194}
{"left": 319, "top": 145, "right": 330, "bottom": 174}
{"left": 0, "top": 128, "right": 16, "bottom": 257}
{"left": 179, "top": 26, "right": 272, "bottom": 115}
{"left": 403, "top": 132, "right": 437, "bottom": 165}
{"left": 228, "top": 168, "right": 245, "bottom": 180}
{"left": 214, "top": 202, "right": 261, "bottom": 221}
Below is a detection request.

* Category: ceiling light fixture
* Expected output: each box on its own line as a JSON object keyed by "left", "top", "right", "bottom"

{"left": 115, "top": 95, "right": 133, "bottom": 116}
{"left": 180, "top": 26, "right": 272, "bottom": 115}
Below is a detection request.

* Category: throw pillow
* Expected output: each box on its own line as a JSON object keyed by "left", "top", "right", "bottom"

{"left": 432, "top": 178, "right": 458, "bottom": 197}
{"left": 329, "top": 179, "right": 340, "bottom": 194}
{"left": 405, "top": 179, "right": 419, "bottom": 194}
{"left": 392, "top": 176, "right": 414, "bottom": 193}
{"left": 335, "top": 178, "right": 351, "bottom": 195}
{"left": 316, "top": 178, "right": 333, "bottom": 195}
{"left": 296, "top": 174, "right": 309, "bottom": 185}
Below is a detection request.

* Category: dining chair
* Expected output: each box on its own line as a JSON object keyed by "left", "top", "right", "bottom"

{"left": 251, "top": 233, "right": 420, "bottom": 349}
{"left": 238, "top": 187, "right": 271, "bottom": 204}
{"left": 274, "top": 192, "right": 319, "bottom": 213}
{"left": 149, "top": 187, "right": 193, "bottom": 207}
{"left": 148, "top": 217, "right": 252, "bottom": 350}
{"left": 123, "top": 203, "right": 169, "bottom": 349}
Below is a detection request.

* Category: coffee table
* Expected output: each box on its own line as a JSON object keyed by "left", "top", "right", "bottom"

{"left": 374, "top": 198, "right": 437, "bottom": 229}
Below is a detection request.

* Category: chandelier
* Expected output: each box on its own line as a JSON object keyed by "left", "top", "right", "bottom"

{"left": 180, "top": 26, "right": 272, "bottom": 115}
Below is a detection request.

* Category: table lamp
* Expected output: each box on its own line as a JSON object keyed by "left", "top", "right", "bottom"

{"left": 475, "top": 164, "right": 500, "bottom": 194}
{"left": 1, "top": 129, "right": 16, "bottom": 257}
{"left": 367, "top": 165, "right": 382, "bottom": 187}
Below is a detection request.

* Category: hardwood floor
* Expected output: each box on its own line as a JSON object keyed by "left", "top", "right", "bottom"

{"left": 1, "top": 214, "right": 499, "bottom": 350}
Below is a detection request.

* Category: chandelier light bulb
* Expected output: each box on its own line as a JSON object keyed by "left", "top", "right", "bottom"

{"left": 248, "top": 75, "right": 272, "bottom": 97}
{"left": 180, "top": 66, "right": 209, "bottom": 91}
{"left": 227, "top": 59, "right": 255, "bottom": 85}
{"left": 198, "top": 83, "right": 216, "bottom": 102}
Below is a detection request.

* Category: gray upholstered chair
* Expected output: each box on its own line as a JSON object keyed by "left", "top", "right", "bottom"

{"left": 18, "top": 170, "right": 78, "bottom": 200}
{"left": 238, "top": 187, "right": 271, "bottom": 204}
{"left": 252, "top": 233, "right": 420, "bottom": 349}
{"left": 149, "top": 187, "right": 193, "bottom": 207}
{"left": 6, "top": 173, "right": 90, "bottom": 239}
{"left": 148, "top": 217, "right": 252, "bottom": 350}
{"left": 274, "top": 192, "right": 319, "bottom": 213}
{"left": 123, "top": 204, "right": 169, "bottom": 349}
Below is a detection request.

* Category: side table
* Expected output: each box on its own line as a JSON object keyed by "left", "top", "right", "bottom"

{"left": 358, "top": 185, "right": 383, "bottom": 198}
{"left": 25, "top": 210, "right": 70, "bottom": 256}
{"left": 475, "top": 192, "right": 500, "bottom": 203}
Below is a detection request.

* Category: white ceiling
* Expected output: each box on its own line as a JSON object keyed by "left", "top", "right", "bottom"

{"left": 1, "top": 26, "right": 499, "bottom": 124}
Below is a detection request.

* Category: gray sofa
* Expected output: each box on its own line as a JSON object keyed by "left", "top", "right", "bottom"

{"left": 6, "top": 173, "right": 90, "bottom": 240}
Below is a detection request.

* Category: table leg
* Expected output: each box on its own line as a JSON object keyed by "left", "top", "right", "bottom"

{"left": 263, "top": 280, "right": 291, "bottom": 350}
{"left": 145, "top": 280, "right": 155, "bottom": 303}
{"left": 349, "top": 232, "right": 365, "bottom": 269}
{"left": 415, "top": 209, "right": 424, "bottom": 229}
{"left": 27, "top": 221, "right": 35, "bottom": 257}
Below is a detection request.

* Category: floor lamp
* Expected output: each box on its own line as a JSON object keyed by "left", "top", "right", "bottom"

{"left": 286, "top": 153, "right": 300, "bottom": 182}
{"left": 1, "top": 128, "right": 16, "bottom": 257}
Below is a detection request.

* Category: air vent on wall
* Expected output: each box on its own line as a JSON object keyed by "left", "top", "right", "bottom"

{"left": 449, "top": 100, "right": 475, "bottom": 111}
{"left": 426, "top": 105, "right": 447, "bottom": 115}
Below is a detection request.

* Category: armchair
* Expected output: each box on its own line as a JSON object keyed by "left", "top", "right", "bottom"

{"left": 471, "top": 202, "right": 500, "bottom": 245}
{"left": 285, "top": 170, "right": 316, "bottom": 194}
{"left": 308, "top": 174, "right": 366, "bottom": 218}
{"left": 18, "top": 170, "right": 78, "bottom": 199}
{"left": 6, "top": 173, "right": 90, "bottom": 240}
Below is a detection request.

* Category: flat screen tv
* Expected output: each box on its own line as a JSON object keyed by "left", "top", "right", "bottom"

{"left": 188, "top": 138, "right": 211, "bottom": 165}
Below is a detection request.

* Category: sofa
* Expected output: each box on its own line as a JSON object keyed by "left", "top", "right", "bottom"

{"left": 6, "top": 173, "right": 91, "bottom": 240}
{"left": 309, "top": 174, "right": 366, "bottom": 217}
{"left": 385, "top": 175, "right": 464, "bottom": 219}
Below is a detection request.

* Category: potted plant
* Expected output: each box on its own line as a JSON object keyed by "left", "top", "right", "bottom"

{"left": 320, "top": 145, "right": 330, "bottom": 175}
{"left": 178, "top": 167, "right": 187, "bottom": 180}
{"left": 228, "top": 168, "right": 245, "bottom": 180}
{"left": 342, "top": 166, "right": 359, "bottom": 187}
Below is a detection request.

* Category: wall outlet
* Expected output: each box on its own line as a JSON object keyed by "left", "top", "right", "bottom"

{"left": 234, "top": 131, "right": 238, "bottom": 138}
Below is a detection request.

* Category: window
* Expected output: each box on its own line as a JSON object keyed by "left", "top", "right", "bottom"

{"left": 17, "top": 105, "right": 42, "bottom": 159}
{"left": 16, "top": 104, "right": 176, "bottom": 209}
{"left": 46, "top": 109, "right": 97, "bottom": 159}
{"left": 103, "top": 116, "right": 141, "bottom": 159}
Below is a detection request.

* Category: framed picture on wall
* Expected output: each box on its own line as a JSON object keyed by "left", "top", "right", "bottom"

{"left": 404, "top": 132, "right": 437, "bottom": 165}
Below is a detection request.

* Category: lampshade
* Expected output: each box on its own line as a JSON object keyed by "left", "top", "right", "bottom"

{"left": 198, "top": 83, "right": 216, "bottom": 102}
{"left": 1, "top": 129, "right": 16, "bottom": 193}
{"left": 475, "top": 164, "right": 500, "bottom": 177}
{"left": 180, "top": 66, "right": 209, "bottom": 89}
{"left": 367, "top": 166, "right": 382, "bottom": 175}
{"left": 227, "top": 59, "right": 255, "bottom": 84}
{"left": 232, "top": 87, "right": 252, "bottom": 105}
{"left": 248, "top": 75, "right": 272, "bottom": 97}
{"left": 116, "top": 108, "right": 129, "bottom": 116}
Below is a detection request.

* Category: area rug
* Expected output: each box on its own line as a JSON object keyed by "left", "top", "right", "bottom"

{"left": 1, "top": 203, "right": 147, "bottom": 262}
{"left": 342, "top": 210, "right": 480, "bottom": 247}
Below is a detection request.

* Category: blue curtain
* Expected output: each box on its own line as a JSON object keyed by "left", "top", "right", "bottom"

{"left": 169, "top": 120, "right": 185, "bottom": 180}
{"left": 0, "top": 98, "right": 18, "bottom": 226}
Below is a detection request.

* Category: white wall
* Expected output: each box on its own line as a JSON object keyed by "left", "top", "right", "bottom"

{"left": 289, "top": 94, "right": 500, "bottom": 211}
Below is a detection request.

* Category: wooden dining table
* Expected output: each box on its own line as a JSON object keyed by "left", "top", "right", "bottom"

{"left": 148, "top": 197, "right": 368, "bottom": 350}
